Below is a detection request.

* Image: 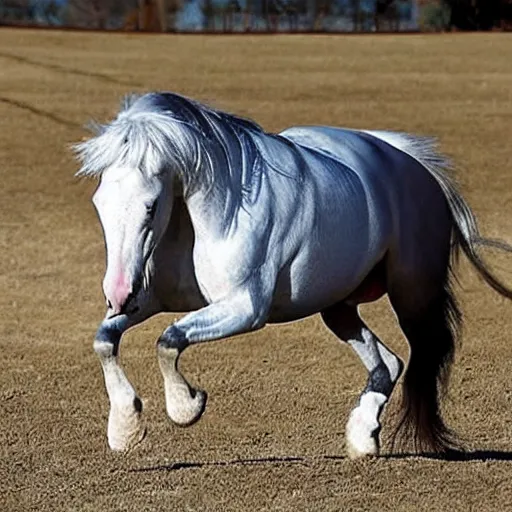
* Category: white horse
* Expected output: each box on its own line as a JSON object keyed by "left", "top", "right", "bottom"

{"left": 74, "top": 92, "right": 511, "bottom": 458}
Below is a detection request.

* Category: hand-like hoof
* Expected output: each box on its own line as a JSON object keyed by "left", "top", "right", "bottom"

{"left": 167, "top": 389, "right": 207, "bottom": 427}
{"left": 107, "top": 402, "right": 146, "bottom": 452}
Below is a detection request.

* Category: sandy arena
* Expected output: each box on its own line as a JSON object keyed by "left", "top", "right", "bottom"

{"left": 0, "top": 29, "right": 511, "bottom": 511}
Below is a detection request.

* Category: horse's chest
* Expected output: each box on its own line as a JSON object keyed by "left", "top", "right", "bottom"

{"left": 192, "top": 239, "right": 249, "bottom": 303}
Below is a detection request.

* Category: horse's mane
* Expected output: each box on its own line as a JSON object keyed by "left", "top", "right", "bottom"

{"left": 73, "top": 92, "right": 266, "bottom": 197}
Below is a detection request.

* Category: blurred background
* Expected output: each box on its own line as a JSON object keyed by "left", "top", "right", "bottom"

{"left": 0, "top": 0, "right": 511, "bottom": 34}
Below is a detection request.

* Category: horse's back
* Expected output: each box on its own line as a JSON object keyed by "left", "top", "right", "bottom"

{"left": 268, "top": 125, "right": 452, "bottom": 321}
{"left": 280, "top": 125, "right": 449, "bottom": 223}
{"left": 267, "top": 127, "right": 399, "bottom": 321}
{"left": 284, "top": 126, "right": 453, "bottom": 293}
{"left": 279, "top": 126, "right": 398, "bottom": 176}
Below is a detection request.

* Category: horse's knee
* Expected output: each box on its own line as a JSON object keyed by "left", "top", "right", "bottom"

{"left": 93, "top": 339, "right": 116, "bottom": 359}
{"left": 157, "top": 324, "right": 189, "bottom": 352}
{"left": 94, "top": 321, "right": 124, "bottom": 358}
{"left": 365, "top": 363, "right": 395, "bottom": 396}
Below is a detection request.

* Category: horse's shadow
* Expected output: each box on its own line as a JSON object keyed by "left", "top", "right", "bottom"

{"left": 383, "top": 449, "right": 512, "bottom": 462}
{"left": 129, "top": 450, "right": 512, "bottom": 473}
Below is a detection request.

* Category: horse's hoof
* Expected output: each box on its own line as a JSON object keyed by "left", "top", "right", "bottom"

{"left": 168, "top": 389, "right": 207, "bottom": 427}
{"left": 108, "top": 426, "right": 146, "bottom": 452}
{"left": 345, "top": 409, "right": 380, "bottom": 459}
{"left": 346, "top": 438, "right": 379, "bottom": 460}
{"left": 107, "top": 404, "right": 146, "bottom": 452}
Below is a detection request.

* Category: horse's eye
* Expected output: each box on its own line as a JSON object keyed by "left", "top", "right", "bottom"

{"left": 146, "top": 202, "right": 157, "bottom": 218}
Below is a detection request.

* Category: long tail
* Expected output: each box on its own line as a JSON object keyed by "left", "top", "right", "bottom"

{"left": 367, "top": 130, "right": 512, "bottom": 453}
{"left": 393, "top": 282, "right": 462, "bottom": 453}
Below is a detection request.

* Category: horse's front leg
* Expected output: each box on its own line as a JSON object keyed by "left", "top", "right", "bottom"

{"left": 94, "top": 307, "right": 156, "bottom": 451}
{"left": 156, "top": 288, "right": 270, "bottom": 426}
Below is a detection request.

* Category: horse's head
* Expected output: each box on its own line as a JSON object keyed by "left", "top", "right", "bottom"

{"left": 73, "top": 95, "right": 190, "bottom": 317}
{"left": 91, "top": 163, "right": 174, "bottom": 316}
{"left": 75, "top": 92, "right": 257, "bottom": 316}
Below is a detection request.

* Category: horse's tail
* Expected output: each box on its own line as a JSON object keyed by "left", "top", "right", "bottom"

{"left": 366, "top": 130, "right": 512, "bottom": 453}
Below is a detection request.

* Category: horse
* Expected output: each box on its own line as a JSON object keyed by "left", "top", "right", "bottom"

{"left": 74, "top": 92, "right": 512, "bottom": 458}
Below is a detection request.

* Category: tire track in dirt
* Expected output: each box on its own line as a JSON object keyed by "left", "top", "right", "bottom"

{"left": 0, "top": 96, "right": 80, "bottom": 129}
{"left": 129, "top": 455, "right": 315, "bottom": 473}
{"left": 0, "top": 50, "right": 141, "bottom": 88}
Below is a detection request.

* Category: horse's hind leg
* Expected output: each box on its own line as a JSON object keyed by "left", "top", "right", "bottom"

{"left": 321, "top": 303, "right": 403, "bottom": 459}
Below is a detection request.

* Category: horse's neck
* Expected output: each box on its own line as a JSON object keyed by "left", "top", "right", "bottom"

{"left": 183, "top": 129, "right": 306, "bottom": 240}
{"left": 183, "top": 128, "right": 262, "bottom": 238}
{"left": 184, "top": 181, "right": 236, "bottom": 240}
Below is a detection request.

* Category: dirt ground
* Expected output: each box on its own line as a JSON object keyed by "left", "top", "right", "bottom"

{"left": 1, "top": 29, "right": 511, "bottom": 511}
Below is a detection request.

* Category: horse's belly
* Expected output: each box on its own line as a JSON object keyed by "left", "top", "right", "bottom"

{"left": 267, "top": 238, "right": 387, "bottom": 323}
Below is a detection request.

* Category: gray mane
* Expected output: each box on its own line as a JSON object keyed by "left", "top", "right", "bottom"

{"left": 73, "top": 92, "right": 266, "bottom": 198}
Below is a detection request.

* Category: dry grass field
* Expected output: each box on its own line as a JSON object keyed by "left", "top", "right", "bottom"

{"left": 0, "top": 29, "right": 511, "bottom": 511}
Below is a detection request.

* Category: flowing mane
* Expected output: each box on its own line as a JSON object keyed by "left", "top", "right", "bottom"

{"left": 73, "top": 92, "right": 266, "bottom": 197}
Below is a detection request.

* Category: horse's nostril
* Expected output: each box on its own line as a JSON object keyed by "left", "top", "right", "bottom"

{"left": 107, "top": 299, "right": 113, "bottom": 309}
